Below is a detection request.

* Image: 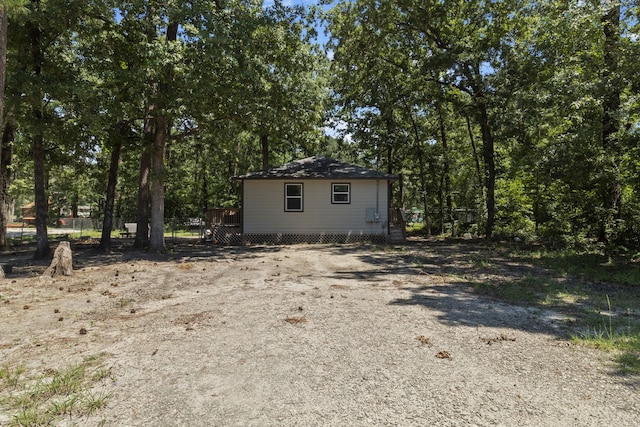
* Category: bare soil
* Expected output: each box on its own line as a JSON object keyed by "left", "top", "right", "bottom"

{"left": 1, "top": 238, "right": 638, "bottom": 426}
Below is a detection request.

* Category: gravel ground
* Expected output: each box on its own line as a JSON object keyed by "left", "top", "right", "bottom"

{"left": 0, "top": 240, "right": 638, "bottom": 426}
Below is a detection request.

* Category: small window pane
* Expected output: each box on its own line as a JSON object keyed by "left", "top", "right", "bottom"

{"left": 332, "top": 183, "right": 350, "bottom": 204}
{"left": 285, "top": 183, "right": 303, "bottom": 211}
{"left": 287, "top": 185, "right": 302, "bottom": 196}
{"left": 287, "top": 198, "right": 302, "bottom": 211}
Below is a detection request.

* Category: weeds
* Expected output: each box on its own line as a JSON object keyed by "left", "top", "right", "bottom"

{"left": 470, "top": 255, "right": 492, "bottom": 269}
{"left": 82, "top": 389, "right": 111, "bottom": 415}
{"left": 91, "top": 366, "right": 113, "bottom": 382}
{"left": 472, "top": 274, "right": 558, "bottom": 304}
{"left": 47, "top": 395, "right": 79, "bottom": 416}
{"left": 9, "top": 407, "right": 49, "bottom": 427}
{"left": 615, "top": 353, "right": 640, "bottom": 374}
{"left": 0, "top": 365, "right": 25, "bottom": 389}
{"left": 524, "top": 248, "right": 640, "bottom": 287}
{"left": 45, "top": 365, "right": 85, "bottom": 397}
{"left": 476, "top": 245, "right": 640, "bottom": 375}
{"left": 573, "top": 325, "right": 618, "bottom": 350}
{"left": 0, "top": 354, "right": 112, "bottom": 425}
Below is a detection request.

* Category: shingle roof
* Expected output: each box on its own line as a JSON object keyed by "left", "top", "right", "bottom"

{"left": 235, "top": 156, "right": 399, "bottom": 181}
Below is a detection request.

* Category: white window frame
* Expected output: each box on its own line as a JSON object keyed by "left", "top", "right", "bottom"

{"left": 285, "top": 183, "right": 303, "bottom": 212}
{"left": 332, "top": 183, "right": 351, "bottom": 204}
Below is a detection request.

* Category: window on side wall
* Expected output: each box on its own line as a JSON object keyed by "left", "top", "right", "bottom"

{"left": 285, "top": 183, "right": 303, "bottom": 212}
{"left": 332, "top": 183, "right": 350, "bottom": 204}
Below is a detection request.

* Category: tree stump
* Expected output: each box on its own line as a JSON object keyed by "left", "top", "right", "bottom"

{"left": 44, "top": 241, "right": 73, "bottom": 277}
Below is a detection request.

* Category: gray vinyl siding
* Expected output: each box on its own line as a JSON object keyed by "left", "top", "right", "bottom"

{"left": 243, "top": 179, "right": 389, "bottom": 234}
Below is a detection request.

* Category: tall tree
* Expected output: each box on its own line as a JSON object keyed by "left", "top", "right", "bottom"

{"left": 98, "top": 125, "right": 124, "bottom": 252}
{"left": 394, "top": 0, "right": 523, "bottom": 238}
{"left": 598, "top": 1, "right": 622, "bottom": 243}
{"left": 0, "top": 0, "right": 26, "bottom": 250}
{"left": 25, "top": 0, "right": 49, "bottom": 259}
{"left": 230, "top": 1, "right": 328, "bottom": 169}
{"left": 148, "top": 19, "right": 178, "bottom": 253}
{"left": 8, "top": 0, "right": 87, "bottom": 258}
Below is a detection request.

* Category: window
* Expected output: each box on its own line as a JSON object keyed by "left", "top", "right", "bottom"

{"left": 285, "top": 183, "right": 303, "bottom": 211}
{"left": 332, "top": 183, "right": 350, "bottom": 204}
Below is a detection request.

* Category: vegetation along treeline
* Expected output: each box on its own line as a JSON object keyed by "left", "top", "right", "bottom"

{"left": 0, "top": 0, "right": 639, "bottom": 256}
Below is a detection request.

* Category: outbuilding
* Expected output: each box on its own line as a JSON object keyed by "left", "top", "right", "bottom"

{"left": 233, "top": 156, "right": 401, "bottom": 244}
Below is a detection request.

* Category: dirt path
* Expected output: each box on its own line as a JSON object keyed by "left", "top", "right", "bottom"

{"left": 1, "top": 240, "right": 638, "bottom": 426}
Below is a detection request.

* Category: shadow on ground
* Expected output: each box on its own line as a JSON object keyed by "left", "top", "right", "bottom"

{"left": 0, "top": 237, "right": 282, "bottom": 278}
{"left": 328, "top": 238, "right": 640, "bottom": 381}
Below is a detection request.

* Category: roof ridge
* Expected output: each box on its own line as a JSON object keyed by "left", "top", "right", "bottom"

{"left": 235, "top": 157, "right": 398, "bottom": 181}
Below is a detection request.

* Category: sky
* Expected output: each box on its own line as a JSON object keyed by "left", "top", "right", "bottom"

{"left": 263, "top": 0, "right": 333, "bottom": 45}
{"left": 263, "top": 0, "right": 325, "bottom": 7}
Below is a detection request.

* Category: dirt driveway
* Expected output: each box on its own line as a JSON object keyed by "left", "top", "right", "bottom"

{"left": 1, "top": 239, "right": 638, "bottom": 426}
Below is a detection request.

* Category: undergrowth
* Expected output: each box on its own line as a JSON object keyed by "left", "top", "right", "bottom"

{"left": 473, "top": 244, "right": 640, "bottom": 375}
{"left": 0, "top": 353, "right": 112, "bottom": 426}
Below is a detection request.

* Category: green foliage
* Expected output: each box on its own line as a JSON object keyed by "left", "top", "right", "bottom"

{"left": 0, "top": 365, "right": 24, "bottom": 389}
{"left": 494, "top": 177, "right": 536, "bottom": 240}
{"left": 324, "top": 0, "right": 640, "bottom": 247}
{"left": 532, "top": 249, "right": 640, "bottom": 286}
{"left": 0, "top": 355, "right": 112, "bottom": 425}
{"left": 614, "top": 352, "right": 640, "bottom": 374}
{"left": 3, "top": 0, "right": 328, "bottom": 241}
{"left": 2, "top": 0, "right": 640, "bottom": 254}
{"left": 491, "top": 245, "right": 640, "bottom": 374}
{"left": 472, "top": 274, "right": 561, "bottom": 304}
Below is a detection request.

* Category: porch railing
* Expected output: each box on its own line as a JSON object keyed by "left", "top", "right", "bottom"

{"left": 207, "top": 208, "right": 242, "bottom": 227}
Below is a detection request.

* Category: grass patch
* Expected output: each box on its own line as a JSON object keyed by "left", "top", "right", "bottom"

{"left": 405, "top": 222, "right": 427, "bottom": 236}
{"left": 0, "top": 354, "right": 112, "bottom": 425}
{"left": 470, "top": 255, "right": 493, "bottom": 269}
{"left": 572, "top": 295, "right": 640, "bottom": 372}
{"left": 472, "top": 274, "right": 561, "bottom": 304}
{"left": 614, "top": 352, "right": 640, "bottom": 374}
{"left": 523, "top": 249, "right": 640, "bottom": 287}
{"left": 0, "top": 365, "right": 25, "bottom": 389}
{"left": 474, "top": 245, "right": 640, "bottom": 375}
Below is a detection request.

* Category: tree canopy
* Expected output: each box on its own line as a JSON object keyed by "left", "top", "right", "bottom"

{"left": 1, "top": 0, "right": 639, "bottom": 254}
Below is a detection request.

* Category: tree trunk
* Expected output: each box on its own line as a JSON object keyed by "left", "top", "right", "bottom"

{"left": 476, "top": 99, "right": 495, "bottom": 239}
{"left": 465, "top": 112, "right": 484, "bottom": 197}
{"left": 147, "top": 21, "right": 178, "bottom": 253}
{"left": 404, "top": 98, "right": 430, "bottom": 235}
{"left": 27, "top": 2, "right": 49, "bottom": 259}
{"left": 43, "top": 241, "right": 73, "bottom": 276}
{"left": 71, "top": 191, "right": 78, "bottom": 218}
{"left": 200, "top": 159, "right": 208, "bottom": 216}
{"left": 598, "top": 4, "right": 621, "bottom": 243}
{"left": 260, "top": 133, "right": 269, "bottom": 170}
{"left": 134, "top": 6, "right": 159, "bottom": 249}
{"left": 398, "top": 172, "right": 404, "bottom": 209}
{"left": 438, "top": 173, "right": 444, "bottom": 235}
{"left": 134, "top": 118, "right": 152, "bottom": 249}
{"left": 98, "top": 138, "right": 122, "bottom": 252}
{"left": 437, "top": 101, "right": 453, "bottom": 236}
{"left": 417, "top": 145, "right": 430, "bottom": 236}
{"left": 149, "top": 114, "right": 167, "bottom": 252}
{"left": 0, "top": 6, "right": 7, "bottom": 150}
{"left": 0, "top": 113, "right": 14, "bottom": 250}
{"left": 33, "top": 128, "right": 50, "bottom": 259}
